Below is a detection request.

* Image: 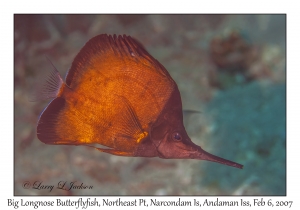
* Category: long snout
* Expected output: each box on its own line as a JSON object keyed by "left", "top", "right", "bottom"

{"left": 189, "top": 142, "right": 243, "bottom": 169}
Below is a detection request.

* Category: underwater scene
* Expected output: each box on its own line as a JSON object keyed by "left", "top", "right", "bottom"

{"left": 14, "top": 14, "right": 286, "bottom": 195}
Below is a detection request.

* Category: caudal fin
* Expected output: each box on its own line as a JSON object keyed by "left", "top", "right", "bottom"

{"left": 29, "top": 57, "right": 64, "bottom": 102}
{"left": 37, "top": 97, "right": 65, "bottom": 144}
{"left": 37, "top": 96, "right": 80, "bottom": 145}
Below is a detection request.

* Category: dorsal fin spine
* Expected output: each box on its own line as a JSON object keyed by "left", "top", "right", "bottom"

{"left": 122, "top": 36, "right": 135, "bottom": 57}
{"left": 108, "top": 35, "right": 118, "bottom": 56}
{"left": 117, "top": 37, "right": 123, "bottom": 57}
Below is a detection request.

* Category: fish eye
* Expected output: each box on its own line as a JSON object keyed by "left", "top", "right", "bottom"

{"left": 172, "top": 132, "right": 182, "bottom": 141}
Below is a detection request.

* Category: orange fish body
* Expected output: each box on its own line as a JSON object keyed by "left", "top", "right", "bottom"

{"left": 37, "top": 34, "right": 243, "bottom": 169}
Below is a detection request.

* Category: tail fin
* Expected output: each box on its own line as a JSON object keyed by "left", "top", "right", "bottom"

{"left": 29, "top": 56, "right": 64, "bottom": 102}
{"left": 37, "top": 97, "right": 66, "bottom": 144}
{"left": 37, "top": 97, "right": 80, "bottom": 145}
{"left": 34, "top": 57, "right": 71, "bottom": 145}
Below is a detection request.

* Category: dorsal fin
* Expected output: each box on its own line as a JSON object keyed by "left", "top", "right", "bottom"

{"left": 65, "top": 34, "right": 171, "bottom": 88}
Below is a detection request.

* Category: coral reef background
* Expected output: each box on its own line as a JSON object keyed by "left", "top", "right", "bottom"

{"left": 14, "top": 14, "right": 286, "bottom": 195}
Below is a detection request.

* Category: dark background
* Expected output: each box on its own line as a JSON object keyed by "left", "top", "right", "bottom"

{"left": 14, "top": 14, "right": 286, "bottom": 195}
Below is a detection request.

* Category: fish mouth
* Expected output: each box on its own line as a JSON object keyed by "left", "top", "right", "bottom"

{"left": 187, "top": 142, "right": 243, "bottom": 169}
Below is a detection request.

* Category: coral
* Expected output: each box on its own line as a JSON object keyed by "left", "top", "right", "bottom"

{"left": 209, "top": 30, "right": 285, "bottom": 89}
{"left": 210, "top": 31, "right": 258, "bottom": 71}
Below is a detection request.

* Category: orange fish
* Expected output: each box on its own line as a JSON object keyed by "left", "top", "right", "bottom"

{"left": 36, "top": 34, "right": 243, "bottom": 169}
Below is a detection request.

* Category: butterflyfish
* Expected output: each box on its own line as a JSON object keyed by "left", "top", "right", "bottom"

{"left": 36, "top": 34, "right": 243, "bottom": 169}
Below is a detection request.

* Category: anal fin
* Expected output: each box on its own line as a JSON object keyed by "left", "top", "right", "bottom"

{"left": 95, "top": 147, "right": 134, "bottom": 157}
{"left": 83, "top": 144, "right": 134, "bottom": 156}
